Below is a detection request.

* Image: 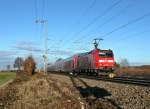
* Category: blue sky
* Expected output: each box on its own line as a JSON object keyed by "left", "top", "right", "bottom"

{"left": 0, "top": 0, "right": 150, "bottom": 69}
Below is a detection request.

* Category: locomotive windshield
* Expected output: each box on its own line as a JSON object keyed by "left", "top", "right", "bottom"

{"left": 99, "top": 51, "right": 113, "bottom": 58}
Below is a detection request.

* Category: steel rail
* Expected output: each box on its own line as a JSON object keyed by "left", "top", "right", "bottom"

{"left": 48, "top": 72, "right": 150, "bottom": 87}
{"left": 100, "top": 78, "right": 150, "bottom": 87}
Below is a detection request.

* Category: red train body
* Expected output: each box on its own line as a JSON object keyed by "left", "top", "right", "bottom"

{"left": 48, "top": 49, "right": 116, "bottom": 77}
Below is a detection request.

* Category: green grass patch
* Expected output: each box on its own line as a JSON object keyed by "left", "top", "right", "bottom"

{"left": 0, "top": 72, "right": 16, "bottom": 86}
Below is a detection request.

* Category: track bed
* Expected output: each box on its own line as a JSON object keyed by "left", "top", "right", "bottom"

{"left": 49, "top": 73, "right": 150, "bottom": 109}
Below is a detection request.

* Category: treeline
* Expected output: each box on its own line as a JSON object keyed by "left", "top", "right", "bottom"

{"left": 2, "top": 55, "right": 37, "bottom": 75}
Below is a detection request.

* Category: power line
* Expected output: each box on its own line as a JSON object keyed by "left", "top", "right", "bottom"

{"left": 58, "top": 0, "right": 97, "bottom": 50}
{"left": 89, "top": 4, "right": 132, "bottom": 36}
{"left": 101, "top": 12, "right": 150, "bottom": 38}
{"left": 40, "top": 0, "right": 46, "bottom": 37}
{"left": 34, "top": 0, "right": 49, "bottom": 73}
{"left": 61, "top": 0, "right": 122, "bottom": 50}
{"left": 34, "top": 0, "right": 43, "bottom": 36}
{"left": 36, "top": 20, "right": 49, "bottom": 74}
{"left": 34, "top": 0, "right": 39, "bottom": 40}
{"left": 74, "top": 3, "right": 133, "bottom": 43}
{"left": 41, "top": 0, "right": 46, "bottom": 20}
{"left": 72, "top": 0, "right": 122, "bottom": 37}
{"left": 34, "top": 0, "right": 38, "bottom": 20}
{"left": 81, "top": 0, "right": 97, "bottom": 16}
{"left": 116, "top": 28, "right": 150, "bottom": 42}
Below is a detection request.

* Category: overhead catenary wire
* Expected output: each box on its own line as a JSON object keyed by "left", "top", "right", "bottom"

{"left": 83, "top": 14, "right": 150, "bottom": 51}
{"left": 34, "top": 0, "right": 40, "bottom": 37}
{"left": 34, "top": 0, "right": 49, "bottom": 73}
{"left": 42, "top": 0, "right": 46, "bottom": 20}
{"left": 85, "top": 14, "right": 150, "bottom": 51}
{"left": 34, "top": 0, "right": 45, "bottom": 36}
{"left": 58, "top": 0, "right": 98, "bottom": 50}
{"left": 101, "top": 12, "right": 150, "bottom": 38}
{"left": 81, "top": 0, "right": 97, "bottom": 16}
{"left": 40, "top": 0, "right": 46, "bottom": 36}
{"left": 74, "top": 3, "right": 133, "bottom": 43}
{"left": 72, "top": 0, "right": 122, "bottom": 37}
{"left": 72, "top": 1, "right": 150, "bottom": 50}
{"left": 93, "top": 4, "right": 132, "bottom": 33}
{"left": 77, "top": 28, "right": 150, "bottom": 55}
{"left": 115, "top": 28, "right": 150, "bottom": 44}
{"left": 61, "top": 0, "right": 122, "bottom": 51}
{"left": 34, "top": 0, "right": 38, "bottom": 20}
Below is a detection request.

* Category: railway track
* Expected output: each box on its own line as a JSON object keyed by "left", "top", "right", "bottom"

{"left": 49, "top": 72, "right": 150, "bottom": 87}
{"left": 82, "top": 75, "right": 150, "bottom": 87}
{"left": 99, "top": 77, "right": 150, "bottom": 87}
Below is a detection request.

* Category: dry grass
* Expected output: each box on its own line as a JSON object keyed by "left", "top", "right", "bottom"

{"left": 0, "top": 73, "right": 88, "bottom": 109}
{"left": 116, "top": 66, "right": 150, "bottom": 78}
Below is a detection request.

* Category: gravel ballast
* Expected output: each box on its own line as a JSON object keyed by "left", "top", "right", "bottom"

{"left": 50, "top": 73, "right": 150, "bottom": 109}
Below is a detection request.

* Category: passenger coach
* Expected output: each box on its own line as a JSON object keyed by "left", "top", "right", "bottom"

{"left": 48, "top": 48, "right": 116, "bottom": 78}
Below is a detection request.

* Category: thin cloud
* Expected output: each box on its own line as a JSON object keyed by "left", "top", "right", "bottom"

{"left": 17, "top": 41, "right": 37, "bottom": 46}
{"left": 13, "top": 41, "right": 43, "bottom": 52}
{"left": 0, "top": 51, "right": 18, "bottom": 57}
{"left": 48, "top": 50, "right": 74, "bottom": 56}
{"left": 15, "top": 46, "right": 43, "bottom": 52}
{"left": 0, "top": 51, "right": 17, "bottom": 70}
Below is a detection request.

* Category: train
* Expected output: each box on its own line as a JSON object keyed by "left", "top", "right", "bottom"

{"left": 48, "top": 47, "right": 116, "bottom": 78}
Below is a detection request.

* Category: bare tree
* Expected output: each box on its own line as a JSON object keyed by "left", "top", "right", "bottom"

{"left": 14, "top": 57, "right": 24, "bottom": 71}
{"left": 6, "top": 65, "right": 11, "bottom": 71}
{"left": 120, "top": 58, "right": 129, "bottom": 67}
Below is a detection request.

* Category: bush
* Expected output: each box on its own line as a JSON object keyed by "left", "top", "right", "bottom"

{"left": 23, "top": 55, "right": 36, "bottom": 76}
{"left": 15, "top": 71, "right": 30, "bottom": 82}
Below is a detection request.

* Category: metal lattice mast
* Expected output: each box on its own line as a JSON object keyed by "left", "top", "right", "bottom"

{"left": 36, "top": 20, "right": 48, "bottom": 74}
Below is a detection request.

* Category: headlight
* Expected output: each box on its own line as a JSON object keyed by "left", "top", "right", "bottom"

{"left": 99, "top": 60, "right": 105, "bottom": 62}
{"left": 108, "top": 60, "right": 114, "bottom": 62}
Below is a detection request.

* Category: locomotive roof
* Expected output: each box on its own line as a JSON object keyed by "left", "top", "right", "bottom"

{"left": 57, "top": 49, "right": 113, "bottom": 62}
{"left": 77, "top": 52, "right": 91, "bottom": 56}
{"left": 77, "top": 49, "right": 112, "bottom": 56}
{"left": 99, "top": 49, "right": 112, "bottom": 52}
{"left": 63, "top": 56, "right": 73, "bottom": 61}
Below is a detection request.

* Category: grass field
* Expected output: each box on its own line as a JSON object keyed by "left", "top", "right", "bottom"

{"left": 0, "top": 72, "right": 16, "bottom": 86}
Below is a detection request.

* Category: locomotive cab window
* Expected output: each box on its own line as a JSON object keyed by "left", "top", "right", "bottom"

{"left": 99, "top": 52, "right": 113, "bottom": 58}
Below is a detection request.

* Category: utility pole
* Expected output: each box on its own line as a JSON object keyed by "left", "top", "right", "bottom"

{"left": 93, "top": 38, "right": 103, "bottom": 49}
{"left": 36, "top": 20, "right": 48, "bottom": 74}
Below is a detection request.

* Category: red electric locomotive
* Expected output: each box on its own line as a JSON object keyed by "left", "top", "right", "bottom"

{"left": 76, "top": 49, "right": 115, "bottom": 77}
{"left": 48, "top": 39, "right": 116, "bottom": 78}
